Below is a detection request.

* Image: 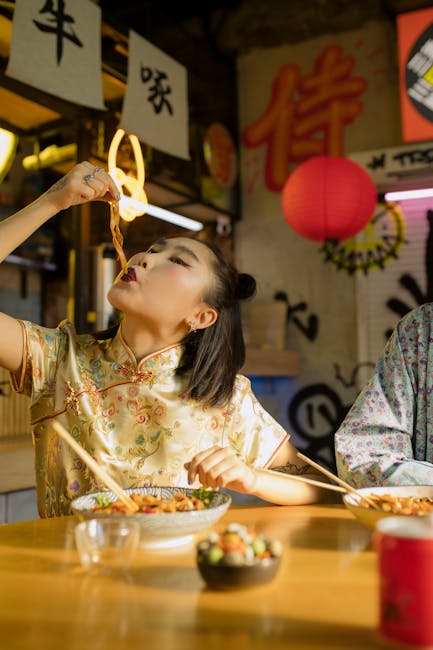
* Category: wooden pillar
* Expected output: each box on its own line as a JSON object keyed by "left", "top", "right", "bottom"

{"left": 70, "top": 121, "right": 92, "bottom": 333}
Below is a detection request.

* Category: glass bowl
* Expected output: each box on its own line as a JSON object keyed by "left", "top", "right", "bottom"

{"left": 75, "top": 518, "right": 140, "bottom": 572}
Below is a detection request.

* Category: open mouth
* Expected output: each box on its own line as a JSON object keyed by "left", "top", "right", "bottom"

{"left": 120, "top": 267, "right": 137, "bottom": 282}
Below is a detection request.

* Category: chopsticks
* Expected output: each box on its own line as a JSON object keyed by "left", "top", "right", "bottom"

{"left": 52, "top": 420, "right": 139, "bottom": 513}
{"left": 296, "top": 451, "right": 381, "bottom": 510}
{"left": 258, "top": 467, "right": 347, "bottom": 493}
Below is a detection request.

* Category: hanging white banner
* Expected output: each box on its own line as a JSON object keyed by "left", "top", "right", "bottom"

{"left": 6, "top": 0, "right": 106, "bottom": 110}
{"left": 120, "top": 30, "right": 189, "bottom": 160}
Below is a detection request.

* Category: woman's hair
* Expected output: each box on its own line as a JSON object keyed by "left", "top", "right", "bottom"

{"left": 177, "top": 240, "right": 256, "bottom": 407}
{"left": 94, "top": 239, "right": 256, "bottom": 408}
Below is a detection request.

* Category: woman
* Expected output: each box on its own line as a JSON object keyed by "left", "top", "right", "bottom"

{"left": 0, "top": 162, "right": 326, "bottom": 516}
{"left": 335, "top": 303, "right": 433, "bottom": 487}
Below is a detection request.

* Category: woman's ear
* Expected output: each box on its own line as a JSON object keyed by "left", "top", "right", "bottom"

{"left": 193, "top": 304, "right": 218, "bottom": 330}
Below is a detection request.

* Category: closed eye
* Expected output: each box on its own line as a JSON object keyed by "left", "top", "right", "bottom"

{"left": 170, "top": 256, "right": 189, "bottom": 267}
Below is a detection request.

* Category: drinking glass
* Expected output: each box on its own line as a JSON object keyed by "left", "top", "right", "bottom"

{"left": 75, "top": 518, "right": 140, "bottom": 573}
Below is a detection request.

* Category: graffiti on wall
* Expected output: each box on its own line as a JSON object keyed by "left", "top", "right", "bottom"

{"left": 385, "top": 208, "right": 433, "bottom": 336}
{"left": 288, "top": 363, "right": 375, "bottom": 470}
{"left": 275, "top": 291, "right": 320, "bottom": 342}
{"left": 288, "top": 207, "right": 433, "bottom": 467}
{"left": 242, "top": 45, "right": 368, "bottom": 192}
{"left": 320, "top": 201, "right": 407, "bottom": 275}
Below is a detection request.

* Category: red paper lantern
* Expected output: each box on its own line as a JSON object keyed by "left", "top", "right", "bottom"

{"left": 281, "top": 156, "right": 378, "bottom": 243}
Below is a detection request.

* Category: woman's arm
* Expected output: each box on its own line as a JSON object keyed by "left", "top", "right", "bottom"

{"left": 253, "top": 440, "right": 334, "bottom": 504}
{"left": 185, "top": 440, "right": 333, "bottom": 505}
{"left": 0, "top": 162, "right": 118, "bottom": 372}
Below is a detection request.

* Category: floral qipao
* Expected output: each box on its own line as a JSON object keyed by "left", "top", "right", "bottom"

{"left": 12, "top": 320, "right": 288, "bottom": 517}
{"left": 335, "top": 303, "right": 433, "bottom": 488}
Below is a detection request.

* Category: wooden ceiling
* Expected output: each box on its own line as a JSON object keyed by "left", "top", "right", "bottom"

{"left": 0, "top": 0, "right": 432, "bottom": 136}
{"left": 100, "top": 0, "right": 433, "bottom": 56}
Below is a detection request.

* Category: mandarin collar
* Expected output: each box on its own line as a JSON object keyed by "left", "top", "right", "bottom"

{"left": 107, "top": 325, "right": 184, "bottom": 375}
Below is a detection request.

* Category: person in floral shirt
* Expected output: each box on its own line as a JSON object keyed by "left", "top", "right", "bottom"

{"left": 0, "top": 162, "right": 327, "bottom": 516}
{"left": 335, "top": 303, "right": 433, "bottom": 487}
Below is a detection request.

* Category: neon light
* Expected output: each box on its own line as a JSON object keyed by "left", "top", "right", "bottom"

{"left": 108, "top": 128, "right": 147, "bottom": 221}
{"left": 384, "top": 188, "right": 433, "bottom": 201}
{"left": 108, "top": 128, "right": 203, "bottom": 231}
{"left": 144, "top": 203, "right": 203, "bottom": 231}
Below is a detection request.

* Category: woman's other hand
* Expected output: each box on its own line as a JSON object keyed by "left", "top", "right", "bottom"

{"left": 184, "top": 445, "right": 257, "bottom": 494}
{"left": 42, "top": 161, "right": 119, "bottom": 212}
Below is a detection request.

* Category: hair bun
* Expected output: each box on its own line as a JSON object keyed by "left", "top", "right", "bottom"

{"left": 236, "top": 273, "right": 256, "bottom": 301}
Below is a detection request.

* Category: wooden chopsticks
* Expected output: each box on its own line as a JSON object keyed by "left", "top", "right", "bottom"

{"left": 296, "top": 451, "right": 381, "bottom": 510}
{"left": 258, "top": 467, "right": 347, "bottom": 493}
{"left": 52, "top": 421, "right": 139, "bottom": 513}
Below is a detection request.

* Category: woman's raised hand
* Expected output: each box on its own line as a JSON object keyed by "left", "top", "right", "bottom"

{"left": 184, "top": 445, "right": 257, "bottom": 494}
{"left": 43, "top": 161, "right": 120, "bottom": 212}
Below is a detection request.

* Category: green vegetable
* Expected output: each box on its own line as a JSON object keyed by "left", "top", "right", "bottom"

{"left": 94, "top": 494, "right": 111, "bottom": 509}
{"left": 207, "top": 546, "right": 224, "bottom": 564}
{"left": 191, "top": 487, "right": 213, "bottom": 507}
{"left": 251, "top": 537, "right": 267, "bottom": 556}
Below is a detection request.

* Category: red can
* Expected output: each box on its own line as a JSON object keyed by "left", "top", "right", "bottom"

{"left": 376, "top": 515, "right": 433, "bottom": 649}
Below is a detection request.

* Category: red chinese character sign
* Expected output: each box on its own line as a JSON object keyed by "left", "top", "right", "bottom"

{"left": 120, "top": 31, "right": 189, "bottom": 160}
{"left": 397, "top": 7, "right": 433, "bottom": 142}
{"left": 6, "top": 0, "right": 105, "bottom": 110}
{"left": 242, "top": 45, "right": 367, "bottom": 192}
{"left": 281, "top": 156, "right": 377, "bottom": 243}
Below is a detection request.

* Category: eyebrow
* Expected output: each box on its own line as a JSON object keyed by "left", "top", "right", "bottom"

{"left": 152, "top": 239, "right": 200, "bottom": 263}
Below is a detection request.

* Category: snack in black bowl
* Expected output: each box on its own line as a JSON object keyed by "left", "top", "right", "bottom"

{"left": 196, "top": 522, "right": 282, "bottom": 590}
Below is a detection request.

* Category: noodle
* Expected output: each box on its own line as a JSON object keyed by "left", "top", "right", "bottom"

{"left": 110, "top": 201, "right": 128, "bottom": 275}
{"left": 360, "top": 493, "right": 433, "bottom": 516}
{"left": 93, "top": 491, "right": 208, "bottom": 515}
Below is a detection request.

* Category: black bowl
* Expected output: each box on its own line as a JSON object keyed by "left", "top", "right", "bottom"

{"left": 197, "top": 555, "right": 281, "bottom": 590}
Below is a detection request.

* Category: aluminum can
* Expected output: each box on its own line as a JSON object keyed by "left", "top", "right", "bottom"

{"left": 376, "top": 515, "right": 433, "bottom": 649}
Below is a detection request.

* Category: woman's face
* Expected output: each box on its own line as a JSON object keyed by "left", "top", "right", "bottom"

{"left": 107, "top": 237, "right": 216, "bottom": 332}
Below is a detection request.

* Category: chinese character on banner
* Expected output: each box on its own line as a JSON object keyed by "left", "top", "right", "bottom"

{"left": 397, "top": 7, "right": 433, "bottom": 142}
{"left": 120, "top": 31, "right": 189, "bottom": 160}
{"left": 242, "top": 45, "right": 367, "bottom": 192}
{"left": 6, "top": 0, "right": 105, "bottom": 110}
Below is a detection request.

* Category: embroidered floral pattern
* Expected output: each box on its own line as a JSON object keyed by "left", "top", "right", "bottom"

{"left": 64, "top": 381, "right": 81, "bottom": 416}
{"left": 14, "top": 319, "right": 288, "bottom": 517}
{"left": 335, "top": 303, "right": 433, "bottom": 487}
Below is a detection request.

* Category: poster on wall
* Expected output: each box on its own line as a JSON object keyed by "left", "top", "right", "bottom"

{"left": 6, "top": 0, "right": 106, "bottom": 110}
{"left": 397, "top": 7, "right": 433, "bottom": 142}
{"left": 242, "top": 45, "right": 368, "bottom": 192}
{"left": 120, "top": 31, "right": 189, "bottom": 160}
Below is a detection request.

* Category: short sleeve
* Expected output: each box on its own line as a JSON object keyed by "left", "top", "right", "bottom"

{"left": 224, "top": 374, "right": 289, "bottom": 468}
{"left": 10, "top": 320, "right": 63, "bottom": 398}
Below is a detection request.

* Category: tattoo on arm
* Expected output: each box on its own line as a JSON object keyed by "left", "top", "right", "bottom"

{"left": 46, "top": 177, "right": 68, "bottom": 195}
{"left": 272, "top": 463, "right": 311, "bottom": 476}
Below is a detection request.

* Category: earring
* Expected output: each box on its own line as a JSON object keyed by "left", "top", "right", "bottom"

{"left": 187, "top": 320, "right": 197, "bottom": 333}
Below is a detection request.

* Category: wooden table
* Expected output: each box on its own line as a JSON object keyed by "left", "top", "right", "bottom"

{"left": 0, "top": 504, "right": 382, "bottom": 650}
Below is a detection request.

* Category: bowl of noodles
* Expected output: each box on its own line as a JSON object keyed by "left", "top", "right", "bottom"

{"left": 71, "top": 486, "right": 231, "bottom": 549}
{"left": 343, "top": 486, "right": 433, "bottom": 528}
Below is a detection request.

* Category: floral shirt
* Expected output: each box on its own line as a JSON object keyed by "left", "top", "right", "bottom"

{"left": 12, "top": 320, "right": 288, "bottom": 517}
{"left": 335, "top": 303, "right": 433, "bottom": 487}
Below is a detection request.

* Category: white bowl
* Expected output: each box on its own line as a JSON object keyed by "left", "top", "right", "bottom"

{"left": 343, "top": 485, "right": 433, "bottom": 528}
{"left": 71, "top": 486, "right": 231, "bottom": 549}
